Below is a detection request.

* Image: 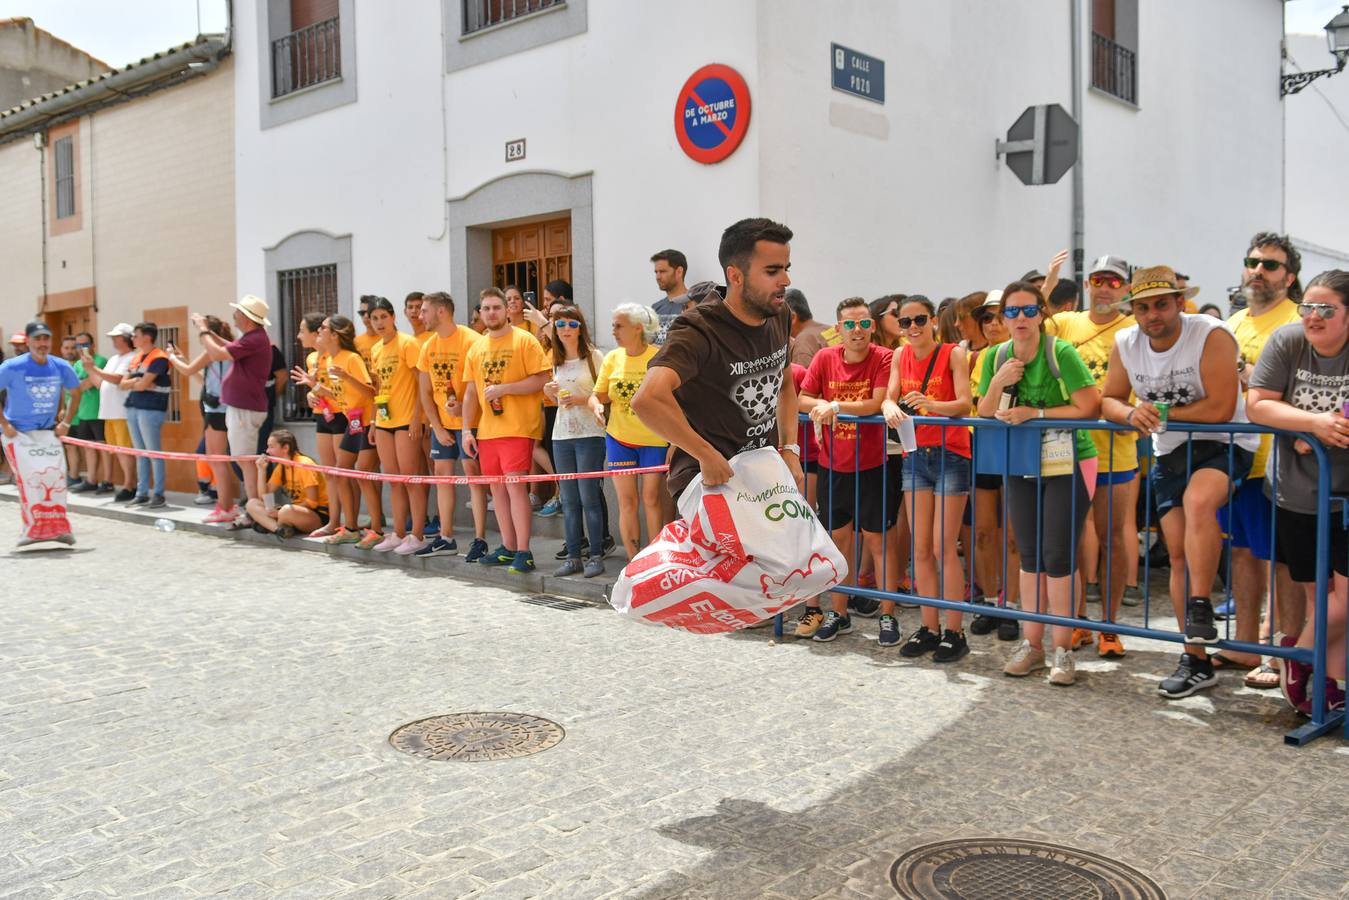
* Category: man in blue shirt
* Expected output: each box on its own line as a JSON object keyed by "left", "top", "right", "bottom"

{"left": 0, "top": 321, "right": 81, "bottom": 546}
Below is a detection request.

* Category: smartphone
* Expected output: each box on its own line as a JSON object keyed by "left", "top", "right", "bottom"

{"left": 523, "top": 290, "right": 536, "bottom": 307}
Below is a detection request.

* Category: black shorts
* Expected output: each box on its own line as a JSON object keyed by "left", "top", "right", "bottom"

{"left": 819, "top": 462, "right": 901, "bottom": 534}
{"left": 339, "top": 427, "right": 375, "bottom": 454}
{"left": 374, "top": 424, "right": 409, "bottom": 434}
{"left": 1275, "top": 505, "right": 1349, "bottom": 583}
{"left": 204, "top": 412, "right": 227, "bottom": 431}
{"left": 316, "top": 412, "right": 349, "bottom": 435}
{"left": 69, "top": 420, "right": 104, "bottom": 442}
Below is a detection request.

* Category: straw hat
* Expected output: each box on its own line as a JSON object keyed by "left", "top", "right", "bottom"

{"left": 1129, "top": 265, "right": 1200, "bottom": 302}
{"left": 230, "top": 294, "right": 272, "bottom": 327}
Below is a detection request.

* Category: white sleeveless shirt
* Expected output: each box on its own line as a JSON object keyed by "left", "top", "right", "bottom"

{"left": 1115, "top": 313, "right": 1259, "bottom": 457}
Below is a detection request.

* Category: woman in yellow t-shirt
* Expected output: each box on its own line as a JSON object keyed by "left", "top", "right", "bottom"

{"left": 354, "top": 297, "right": 428, "bottom": 554}
{"left": 591, "top": 303, "right": 668, "bottom": 559}
{"left": 292, "top": 315, "right": 381, "bottom": 546}
{"left": 245, "top": 429, "right": 329, "bottom": 539}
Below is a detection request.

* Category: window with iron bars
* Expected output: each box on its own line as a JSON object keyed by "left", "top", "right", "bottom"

{"left": 157, "top": 326, "right": 183, "bottom": 424}
{"left": 278, "top": 265, "right": 338, "bottom": 421}
{"left": 272, "top": 16, "right": 341, "bottom": 98}
{"left": 462, "top": 0, "right": 564, "bottom": 35}
{"left": 54, "top": 137, "right": 75, "bottom": 219}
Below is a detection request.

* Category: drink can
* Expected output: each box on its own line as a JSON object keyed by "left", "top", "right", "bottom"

{"left": 1154, "top": 401, "right": 1170, "bottom": 434}
{"left": 1342, "top": 401, "right": 1349, "bottom": 418}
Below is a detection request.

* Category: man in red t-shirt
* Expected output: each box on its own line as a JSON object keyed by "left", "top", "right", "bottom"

{"left": 796, "top": 297, "right": 900, "bottom": 644}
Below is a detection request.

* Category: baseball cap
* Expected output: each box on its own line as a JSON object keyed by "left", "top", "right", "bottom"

{"left": 24, "top": 321, "right": 52, "bottom": 339}
{"left": 1089, "top": 255, "right": 1129, "bottom": 279}
{"left": 106, "top": 322, "right": 135, "bottom": 337}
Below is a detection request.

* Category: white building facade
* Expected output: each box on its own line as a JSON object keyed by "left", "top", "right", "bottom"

{"left": 234, "top": 0, "right": 1286, "bottom": 365}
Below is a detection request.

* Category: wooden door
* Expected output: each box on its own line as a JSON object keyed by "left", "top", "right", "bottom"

{"left": 491, "top": 217, "right": 571, "bottom": 297}
{"left": 44, "top": 306, "right": 96, "bottom": 342}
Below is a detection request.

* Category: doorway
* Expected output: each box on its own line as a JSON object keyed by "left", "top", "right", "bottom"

{"left": 491, "top": 217, "right": 572, "bottom": 296}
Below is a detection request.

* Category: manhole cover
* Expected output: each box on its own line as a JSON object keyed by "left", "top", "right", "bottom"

{"left": 389, "top": 712, "right": 564, "bottom": 761}
{"left": 890, "top": 838, "right": 1166, "bottom": 900}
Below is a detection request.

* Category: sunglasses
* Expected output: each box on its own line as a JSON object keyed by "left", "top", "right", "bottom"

{"left": 1299, "top": 303, "right": 1340, "bottom": 320}
{"left": 840, "top": 318, "right": 874, "bottom": 331}
{"left": 554, "top": 319, "right": 581, "bottom": 329}
{"left": 358, "top": 309, "right": 371, "bottom": 318}
{"left": 1003, "top": 305, "right": 1042, "bottom": 319}
{"left": 1088, "top": 274, "right": 1125, "bottom": 289}
{"left": 1244, "top": 257, "right": 1285, "bottom": 272}
{"left": 972, "top": 311, "right": 995, "bottom": 324}
{"left": 895, "top": 315, "right": 929, "bottom": 329}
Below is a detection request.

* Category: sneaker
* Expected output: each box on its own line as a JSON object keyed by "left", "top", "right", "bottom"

{"left": 66, "top": 477, "right": 84, "bottom": 489}
{"left": 848, "top": 596, "right": 881, "bottom": 618}
{"left": 969, "top": 600, "right": 996, "bottom": 636}
{"left": 372, "top": 533, "right": 405, "bottom": 553}
{"left": 324, "top": 527, "right": 362, "bottom": 545}
{"left": 554, "top": 558, "right": 584, "bottom": 577}
{"left": 275, "top": 524, "right": 297, "bottom": 541}
{"left": 508, "top": 550, "right": 536, "bottom": 573}
{"left": 95, "top": 482, "right": 114, "bottom": 494}
{"left": 996, "top": 618, "right": 1021, "bottom": 641}
{"left": 1004, "top": 640, "right": 1047, "bottom": 677}
{"left": 1071, "top": 627, "right": 1093, "bottom": 650}
{"left": 1184, "top": 597, "right": 1220, "bottom": 643}
{"left": 877, "top": 614, "right": 901, "bottom": 647}
{"left": 1214, "top": 599, "right": 1236, "bottom": 620}
{"left": 114, "top": 488, "right": 136, "bottom": 503}
{"left": 1084, "top": 582, "right": 1101, "bottom": 603}
{"left": 857, "top": 571, "right": 877, "bottom": 590}
{"left": 355, "top": 529, "right": 384, "bottom": 550}
{"left": 203, "top": 505, "right": 238, "bottom": 525}
{"left": 465, "top": 537, "right": 490, "bottom": 563}
{"left": 147, "top": 495, "right": 167, "bottom": 509}
{"left": 812, "top": 611, "right": 853, "bottom": 642}
{"left": 130, "top": 495, "right": 150, "bottom": 506}
{"left": 965, "top": 582, "right": 986, "bottom": 603}
{"left": 479, "top": 545, "right": 515, "bottom": 566}
{"left": 933, "top": 629, "right": 969, "bottom": 663}
{"left": 1121, "top": 585, "right": 1143, "bottom": 607}
{"left": 1097, "top": 632, "right": 1126, "bottom": 659}
{"left": 415, "top": 536, "right": 458, "bottom": 558}
{"left": 601, "top": 535, "right": 617, "bottom": 558}
{"left": 794, "top": 607, "right": 825, "bottom": 638}
{"left": 1279, "top": 636, "right": 1311, "bottom": 714}
{"left": 583, "top": 556, "right": 605, "bottom": 578}
{"left": 192, "top": 491, "right": 216, "bottom": 506}
{"left": 529, "top": 493, "right": 542, "bottom": 511}
{"left": 424, "top": 517, "right": 440, "bottom": 537}
{"left": 899, "top": 626, "right": 940, "bottom": 658}
{"left": 1048, "top": 647, "right": 1077, "bottom": 685}
{"left": 1158, "top": 653, "right": 1217, "bottom": 699}
{"left": 393, "top": 535, "right": 430, "bottom": 556}
{"left": 538, "top": 497, "right": 562, "bottom": 517}
{"left": 554, "top": 543, "right": 575, "bottom": 561}
{"left": 1326, "top": 679, "right": 1346, "bottom": 713}
{"left": 69, "top": 481, "right": 98, "bottom": 494}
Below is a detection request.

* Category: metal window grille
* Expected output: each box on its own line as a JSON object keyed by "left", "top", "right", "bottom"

{"left": 278, "top": 265, "right": 338, "bottom": 421}
{"left": 1091, "top": 32, "right": 1137, "bottom": 105}
{"left": 271, "top": 16, "right": 341, "bottom": 98}
{"left": 463, "top": 0, "right": 564, "bottom": 35}
{"left": 54, "top": 137, "right": 75, "bottom": 219}
{"left": 157, "top": 327, "right": 183, "bottom": 424}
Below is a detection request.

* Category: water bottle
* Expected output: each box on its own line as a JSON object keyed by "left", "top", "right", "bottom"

{"left": 153, "top": 518, "right": 175, "bottom": 532}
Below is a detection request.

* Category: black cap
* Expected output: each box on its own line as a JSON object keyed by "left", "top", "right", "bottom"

{"left": 24, "top": 321, "right": 51, "bottom": 339}
{"left": 1020, "top": 269, "right": 1046, "bottom": 283}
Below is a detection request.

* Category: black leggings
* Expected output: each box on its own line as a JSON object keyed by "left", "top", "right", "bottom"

{"left": 1005, "top": 467, "right": 1091, "bottom": 578}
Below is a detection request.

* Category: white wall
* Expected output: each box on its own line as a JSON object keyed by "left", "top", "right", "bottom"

{"left": 1284, "top": 31, "right": 1349, "bottom": 273}
{"left": 0, "top": 140, "right": 43, "bottom": 331}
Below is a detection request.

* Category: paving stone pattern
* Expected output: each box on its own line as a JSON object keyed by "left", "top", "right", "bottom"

{"left": 2, "top": 516, "right": 1348, "bottom": 899}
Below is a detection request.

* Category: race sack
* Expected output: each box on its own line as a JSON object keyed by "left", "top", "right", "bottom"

{"left": 610, "top": 447, "right": 847, "bottom": 633}
{"left": 2, "top": 430, "right": 74, "bottom": 546}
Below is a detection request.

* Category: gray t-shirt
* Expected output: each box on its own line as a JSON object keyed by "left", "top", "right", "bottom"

{"left": 1249, "top": 323, "right": 1349, "bottom": 514}
{"left": 651, "top": 294, "right": 689, "bottom": 346}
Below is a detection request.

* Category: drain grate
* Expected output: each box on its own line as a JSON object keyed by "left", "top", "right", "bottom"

{"left": 890, "top": 838, "right": 1166, "bottom": 900}
{"left": 517, "top": 594, "right": 591, "bottom": 611}
{"left": 389, "top": 712, "right": 565, "bottom": 761}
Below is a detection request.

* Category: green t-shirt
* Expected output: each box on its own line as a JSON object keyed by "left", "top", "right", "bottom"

{"left": 978, "top": 337, "right": 1098, "bottom": 460}
{"left": 72, "top": 356, "right": 105, "bottom": 424}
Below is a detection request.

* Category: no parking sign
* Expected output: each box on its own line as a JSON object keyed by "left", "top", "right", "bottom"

{"left": 674, "top": 64, "right": 751, "bottom": 164}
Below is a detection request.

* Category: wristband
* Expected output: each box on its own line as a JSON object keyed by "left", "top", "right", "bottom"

{"left": 779, "top": 443, "right": 800, "bottom": 456}
{"left": 830, "top": 399, "right": 841, "bottom": 415}
{"left": 1037, "top": 408, "right": 1045, "bottom": 419}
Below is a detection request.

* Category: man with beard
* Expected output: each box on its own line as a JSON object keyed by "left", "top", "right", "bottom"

{"left": 1102, "top": 266, "right": 1259, "bottom": 699}
{"left": 650, "top": 249, "right": 692, "bottom": 347}
{"left": 632, "top": 218, "right": 803, "bottom": 506}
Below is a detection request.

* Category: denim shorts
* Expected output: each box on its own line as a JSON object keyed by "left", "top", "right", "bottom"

{"left": 902, "top": 447, "right": 971, "bottom": 496}
{"left": 1150, "top": 441, "right": 1253, "bottom": 517}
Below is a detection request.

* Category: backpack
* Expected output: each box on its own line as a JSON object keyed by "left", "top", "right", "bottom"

{"left": 992, "top": 334, "right": 1069, "bottom": 404}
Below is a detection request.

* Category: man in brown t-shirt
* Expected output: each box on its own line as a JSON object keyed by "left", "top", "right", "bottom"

{"left": 633, "top": 217, "right": 804, "bottom": 502}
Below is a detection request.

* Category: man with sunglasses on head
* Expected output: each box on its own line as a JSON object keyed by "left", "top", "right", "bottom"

{"left": 1102, "top": 266, "right": 1259, "bottom": 699}
{"left": 354, "top": 295, "right": 381, "bottom": 370}
{"left": 1045, "top": 255, "right": 1137, "bottom": 658}
{"left": 1215, "top": 233, "right": 1307, "bottom": 681}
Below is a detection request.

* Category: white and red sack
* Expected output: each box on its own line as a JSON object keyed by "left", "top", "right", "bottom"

{"left": 611, "top": 447, "right": 847, "bottom": 633}
{"left": 2, "top": 430, "right": 74, "bottom": 546}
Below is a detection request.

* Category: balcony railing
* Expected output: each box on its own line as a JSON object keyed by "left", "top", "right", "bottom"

{"left": 272, "top": 17, "right": 341, "bottom": 99}
{"left": 463, "top": 0, "right": 564, "bottom": 35}
{"left": 1091, "top": 32, "right": 1137, "bottom": 105}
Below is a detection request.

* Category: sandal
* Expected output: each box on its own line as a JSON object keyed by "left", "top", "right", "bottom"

{"left": 1244, "top": 662, "right": 1281, "bottom": 690}
{"left": 1210, "top": 652, "right": 1258, "bottom": 671}
{"left": 308, "top": 525, "right": 339, "bottom": 539}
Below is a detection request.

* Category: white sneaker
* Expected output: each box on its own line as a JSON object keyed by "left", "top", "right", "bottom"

{"left": 1048, "top": 647, "right": 1077, "bottom": 686}
{"left": 372, "top": 532, "right": 405, "bottom": 552}
{"left": 393, "top": 535, "right": 429, "bottom": 556}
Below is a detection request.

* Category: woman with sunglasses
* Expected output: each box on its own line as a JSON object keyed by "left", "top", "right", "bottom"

{"left": 883, "top": 296, "right": 973, "bottom": 661}
{"left": 870, "top": 295, "right": 906, "bottom": 350}
{"left": 1247, "top": 270, "right": 1349, "bottom": 715}
{"left": 976, "top": 281, "right": 1101, "bottom": 686}
{"left": 544, "top": 306, "right": 608, "bottom": 577}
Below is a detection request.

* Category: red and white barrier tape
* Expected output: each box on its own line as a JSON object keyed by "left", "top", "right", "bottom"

{"left": 58, "top": 436, "right": 669, "bottom": 486}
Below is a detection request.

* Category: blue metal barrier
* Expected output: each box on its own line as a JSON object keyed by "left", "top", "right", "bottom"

{"left": 787, "top": 411, "right": 1344, "bottom": 747}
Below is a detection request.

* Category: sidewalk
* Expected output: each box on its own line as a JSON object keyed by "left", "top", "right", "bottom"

{"left": 0, "top": 483, "right": 626, "bottom": 605}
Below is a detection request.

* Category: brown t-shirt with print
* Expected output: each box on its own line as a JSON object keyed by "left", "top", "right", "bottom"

{"left": 648, "top": 299, "right": 792, "bottom": 498}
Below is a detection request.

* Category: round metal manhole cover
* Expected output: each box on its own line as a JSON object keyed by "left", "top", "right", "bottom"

{"left": 389, "top": 712, "right": 564, "bottom": 761}
{"left": 890, "top": 838, "right": 1166, "bottom": 900}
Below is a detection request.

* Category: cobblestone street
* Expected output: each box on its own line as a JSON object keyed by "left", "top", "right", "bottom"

{"left": 3, "top": 516, "right": 1348, "bottom": 899}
